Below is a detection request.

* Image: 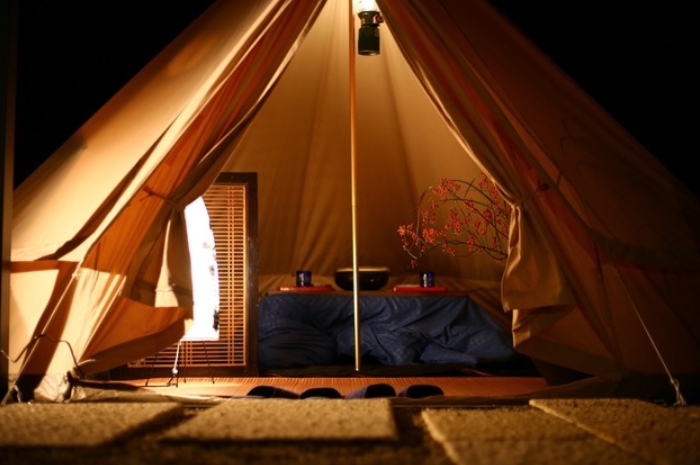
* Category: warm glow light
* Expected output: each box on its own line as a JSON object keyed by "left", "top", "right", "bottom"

{"left": 182, "top": 197, "right": 220, "bottom": 342}
{"left": 353, "top": 0, "right": 379, "bottom": 14}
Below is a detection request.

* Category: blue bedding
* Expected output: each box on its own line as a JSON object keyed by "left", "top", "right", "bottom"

{"left": 258, "top": 292, "right": 517, "bottom": 370}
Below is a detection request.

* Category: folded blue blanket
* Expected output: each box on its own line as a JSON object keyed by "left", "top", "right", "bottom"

{"left": 258, "top": 293, "right": 515, "bottom": 370}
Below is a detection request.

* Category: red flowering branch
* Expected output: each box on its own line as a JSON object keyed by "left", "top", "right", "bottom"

{"left": 398, "top": 173, "right": 512, "bottom": 267}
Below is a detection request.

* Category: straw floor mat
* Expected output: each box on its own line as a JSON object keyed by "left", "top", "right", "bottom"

{"left": 0, "top": 402, "right": 183, "bottom": 447}
{"left": 530, "top": 398, "right": 700, "bottom": 465}
{"left": 162, "top": 398, "right": 398, "bottom": 441}
{"left": 1, "top": 398, "right": 698, "bottom": 465}
{"left": 422, "top": 405, "right": 643, "bottom": 465}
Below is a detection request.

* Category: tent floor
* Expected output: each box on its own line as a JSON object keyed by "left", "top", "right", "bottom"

{"left": 66, "top": 365, "right": 700, "bottom": 407}
{"left": 81, "top": 375, "right": 550, "bottom": 404}
{"left": 78, "top": 362, "right": 698, "bottom": 405}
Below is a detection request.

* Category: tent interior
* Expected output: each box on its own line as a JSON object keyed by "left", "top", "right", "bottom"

{"left": 7, "top": 0, "right": 700, "bottom": 404}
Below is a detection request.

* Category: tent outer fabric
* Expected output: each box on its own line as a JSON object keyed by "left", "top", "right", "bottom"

{"left": 8, "top": 0, "right": 700, "bottom": 401}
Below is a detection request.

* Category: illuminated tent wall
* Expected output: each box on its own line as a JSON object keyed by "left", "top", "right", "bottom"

{"left": 9, "top": 0, "right": 700, "bottom": 401}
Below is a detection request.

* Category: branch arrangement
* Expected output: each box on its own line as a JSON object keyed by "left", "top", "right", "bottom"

{"left": 398, "top": 173, "right": 512, "bottom": 268}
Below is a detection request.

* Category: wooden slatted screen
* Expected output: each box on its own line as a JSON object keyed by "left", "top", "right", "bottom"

{"left": 125, "top": 173, "right": 258, "bottom": 377}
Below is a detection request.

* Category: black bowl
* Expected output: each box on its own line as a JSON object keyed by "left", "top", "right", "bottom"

{"left": 334, "top": 266, "right": 389, "bottom": 291}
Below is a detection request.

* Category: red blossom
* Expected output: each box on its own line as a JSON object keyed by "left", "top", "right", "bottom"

{"left": 397, "top": 173, "right": 511, "bottom": 267}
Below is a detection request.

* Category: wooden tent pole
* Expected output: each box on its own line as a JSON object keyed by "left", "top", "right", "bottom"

{"left": 348, "top": 0, "right": 361, "bottom": 372}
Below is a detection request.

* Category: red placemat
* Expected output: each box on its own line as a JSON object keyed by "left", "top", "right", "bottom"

{"left": 277, "top": 285, "right": 334, "bottom": 292}
{"left": 393, "top": 285, "right": 448, "bottom": 293}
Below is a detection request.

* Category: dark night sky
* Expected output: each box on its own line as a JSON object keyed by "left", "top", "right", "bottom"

{"left": 13, "top": 1, "right": 698, "bottom": 196}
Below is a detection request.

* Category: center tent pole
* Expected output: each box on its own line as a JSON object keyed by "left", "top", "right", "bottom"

{"left": 347, "top": 0, "right": 361, "bottom": 372}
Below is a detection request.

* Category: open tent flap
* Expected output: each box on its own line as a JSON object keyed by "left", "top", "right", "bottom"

{"left": 10, "top": 0, "right": 329, "bottom": 393}
{"left": 10, "top": 0, "right": 700, "bottom": 400}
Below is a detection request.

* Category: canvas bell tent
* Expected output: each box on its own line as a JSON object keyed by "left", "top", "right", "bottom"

{"left": 7, "top": 0, "right": 700, "bottom": 402}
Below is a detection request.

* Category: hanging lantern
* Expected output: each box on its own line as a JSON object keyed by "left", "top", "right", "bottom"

{"left": 353, "top": 0, "right": 382, "bottom": 56}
